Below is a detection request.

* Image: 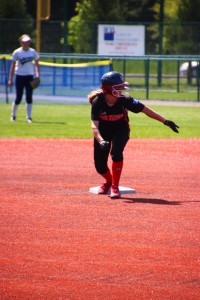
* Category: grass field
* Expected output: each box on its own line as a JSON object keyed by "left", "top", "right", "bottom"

{"left": 0, "top": 103, "right": 200, "bottom": 138}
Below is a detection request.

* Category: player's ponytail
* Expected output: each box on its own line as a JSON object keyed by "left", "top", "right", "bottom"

{"left": 88, "top": 89, "right": 103, "bottom": 104}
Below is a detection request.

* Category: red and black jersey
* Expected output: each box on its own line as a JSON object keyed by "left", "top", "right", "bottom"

{"left": 91, "top": 93, "right": 145, "bottom": 133}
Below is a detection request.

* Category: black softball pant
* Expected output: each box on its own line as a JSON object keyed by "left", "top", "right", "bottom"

{"left": 15, "top": 75, "right": 33, "bottom": 104}
{"left": 94, "top": 125, "right": 130, "bottom": 175}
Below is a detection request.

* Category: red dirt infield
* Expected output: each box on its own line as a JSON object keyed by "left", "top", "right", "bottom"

{"left": 0, "top": 138, "right": 199, "bottom": 300}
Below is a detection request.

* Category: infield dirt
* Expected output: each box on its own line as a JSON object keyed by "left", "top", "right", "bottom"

{"left": 0, "top": 138, "right": 199, "bottom": 299}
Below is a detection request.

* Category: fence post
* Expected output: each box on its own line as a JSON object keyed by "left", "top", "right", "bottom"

{"left": 3, "top": 57, "right": 9, "bottom": 104}
{"left": 177, "top": 60, "right": 180, "bottom": 93}
{"left": 198, "top": 61, "right": 200, "bottom": 102}
{"left": 53, "top": 56, "right": 56, "bottom": 95}
{"left": 157, "top": 0, "right": 164, "bottom": 87}
{"left": 145, "top": 58, "right": 150, "bottom": 99}
{"left": 123, "top": 59, "right": 126, "bottom": 80}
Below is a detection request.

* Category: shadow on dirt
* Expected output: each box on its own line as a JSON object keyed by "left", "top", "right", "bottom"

{"left": 121, "top": 197, "right": 181, "bottom": 205}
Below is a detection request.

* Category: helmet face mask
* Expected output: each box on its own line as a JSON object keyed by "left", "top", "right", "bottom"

{"left": 101, "top": 71, "right": 129, "bottom": 98}
{"left": 112, "top": 83, "right": 129, "bottom": 98}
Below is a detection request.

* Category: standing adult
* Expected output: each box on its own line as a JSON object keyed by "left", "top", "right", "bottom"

{"left": 8, "top": 34, "right": 40, "bottom": 123}
{"left": 88, "top": 71, "right": 179, "bottom": 199}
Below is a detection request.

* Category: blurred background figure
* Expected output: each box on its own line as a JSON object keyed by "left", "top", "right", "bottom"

{"left": 8, "top": 34, "right": 40, "bottom": 123}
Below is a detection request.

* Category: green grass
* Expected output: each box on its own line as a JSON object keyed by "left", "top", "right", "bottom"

{"left": 131, "top": 90, "right": 198, "bottom": 102}
{"left": 129, "top": 105, "right": 200, "bottom": 138}
{"left": 0, "top": 103, "right": 200, "bottom": 138}
{"left": 113, "top": 60, "right": 180, "bottom": 75}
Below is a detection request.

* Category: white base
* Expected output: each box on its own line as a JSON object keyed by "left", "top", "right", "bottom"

{"left": 89, "top": 186, "right": 136, "bottom": 195}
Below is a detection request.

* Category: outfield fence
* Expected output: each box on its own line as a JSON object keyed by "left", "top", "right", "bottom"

{"left": 0, "top": 19, "right": 199, "bottom": 55}
{"left": 0, "top": 54, "right": 200, "bottom": 104}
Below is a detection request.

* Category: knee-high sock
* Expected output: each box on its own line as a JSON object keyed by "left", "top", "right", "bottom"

{"left": 101, "top": 168, "right": 112, "bottom": 183}
{"left": 112, "top": 161, "right": 123, "bottom": 186}
{"left": 11, "top": 102, "right": 18, "bottom": 117}
{"left": 26, "top": 103, "right": 32, "bottom": 119}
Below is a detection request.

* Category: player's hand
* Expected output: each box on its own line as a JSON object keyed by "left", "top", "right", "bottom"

{"left": 8, "top": 79, "right": 13, "bottom": 86}
{"left": 100, "top": 140, "right": 110, "bottom": 151}
{"left": 164, "top": 120, "right": 179, "bottom": 133}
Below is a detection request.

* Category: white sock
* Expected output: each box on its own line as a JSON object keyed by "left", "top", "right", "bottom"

{"left": 11, "top": 102, "right": 18, "bottom": 117}
{"left": 26, "top": 103, "right": 32, "bottom": 119}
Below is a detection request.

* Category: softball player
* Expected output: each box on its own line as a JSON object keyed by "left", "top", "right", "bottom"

{"left": 88, "top": 71, "right": 179, "bottom": 199}
{"left": 8, "top": 34, "right": 40, "bottom": 123}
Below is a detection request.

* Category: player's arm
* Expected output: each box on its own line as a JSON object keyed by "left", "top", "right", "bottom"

{"left": 142, "top": 106, "right": 166, "bottom": 123}
{"left": 8, "top": 61, "right": 16, "bottom": 86}
{"left": 35, "top": 60, "right": 40, "bottom": 78}
{"left": 91, "top": 120, "right": 104, "bottom": 143}
{"left": 91, "top": 120, "right": 110, "bottom": 151}
{"left": 142, "top": 106, "right": 179, "bottom": 133}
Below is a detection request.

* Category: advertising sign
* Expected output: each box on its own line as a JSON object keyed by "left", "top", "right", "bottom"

{"left": 98, "top": 25, "right": 145, "bottom": 56}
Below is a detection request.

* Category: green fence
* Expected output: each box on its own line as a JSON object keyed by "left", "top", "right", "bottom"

{"left": 0, "top": 54, "right": 199, "bottom": 103}
{"left": 0, "top": 19, "right": 200, "bottom": 55}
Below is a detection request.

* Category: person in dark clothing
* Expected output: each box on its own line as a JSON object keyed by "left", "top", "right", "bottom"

{"left": 88, "top": 71, "right": 179, "bottom": 199}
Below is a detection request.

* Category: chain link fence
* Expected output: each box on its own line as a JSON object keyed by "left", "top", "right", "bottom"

{"left": 1, "top": 54, "right": 200, "bottom": 103}
{"left": 0, "top": 19, "right": 200, "bottom": 54}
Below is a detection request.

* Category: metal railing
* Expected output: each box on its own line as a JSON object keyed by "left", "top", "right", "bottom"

{"left": 0, "top": 54, "right": 199, "bottom": 103}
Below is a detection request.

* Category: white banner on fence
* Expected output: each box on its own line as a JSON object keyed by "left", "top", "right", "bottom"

{"left": 98, "top": 25, "right": 145, "bottom": 56}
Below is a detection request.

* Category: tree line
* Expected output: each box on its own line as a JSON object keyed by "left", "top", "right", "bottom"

{"left": 0, "top": 0, "right": 199, "bottom": 54}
